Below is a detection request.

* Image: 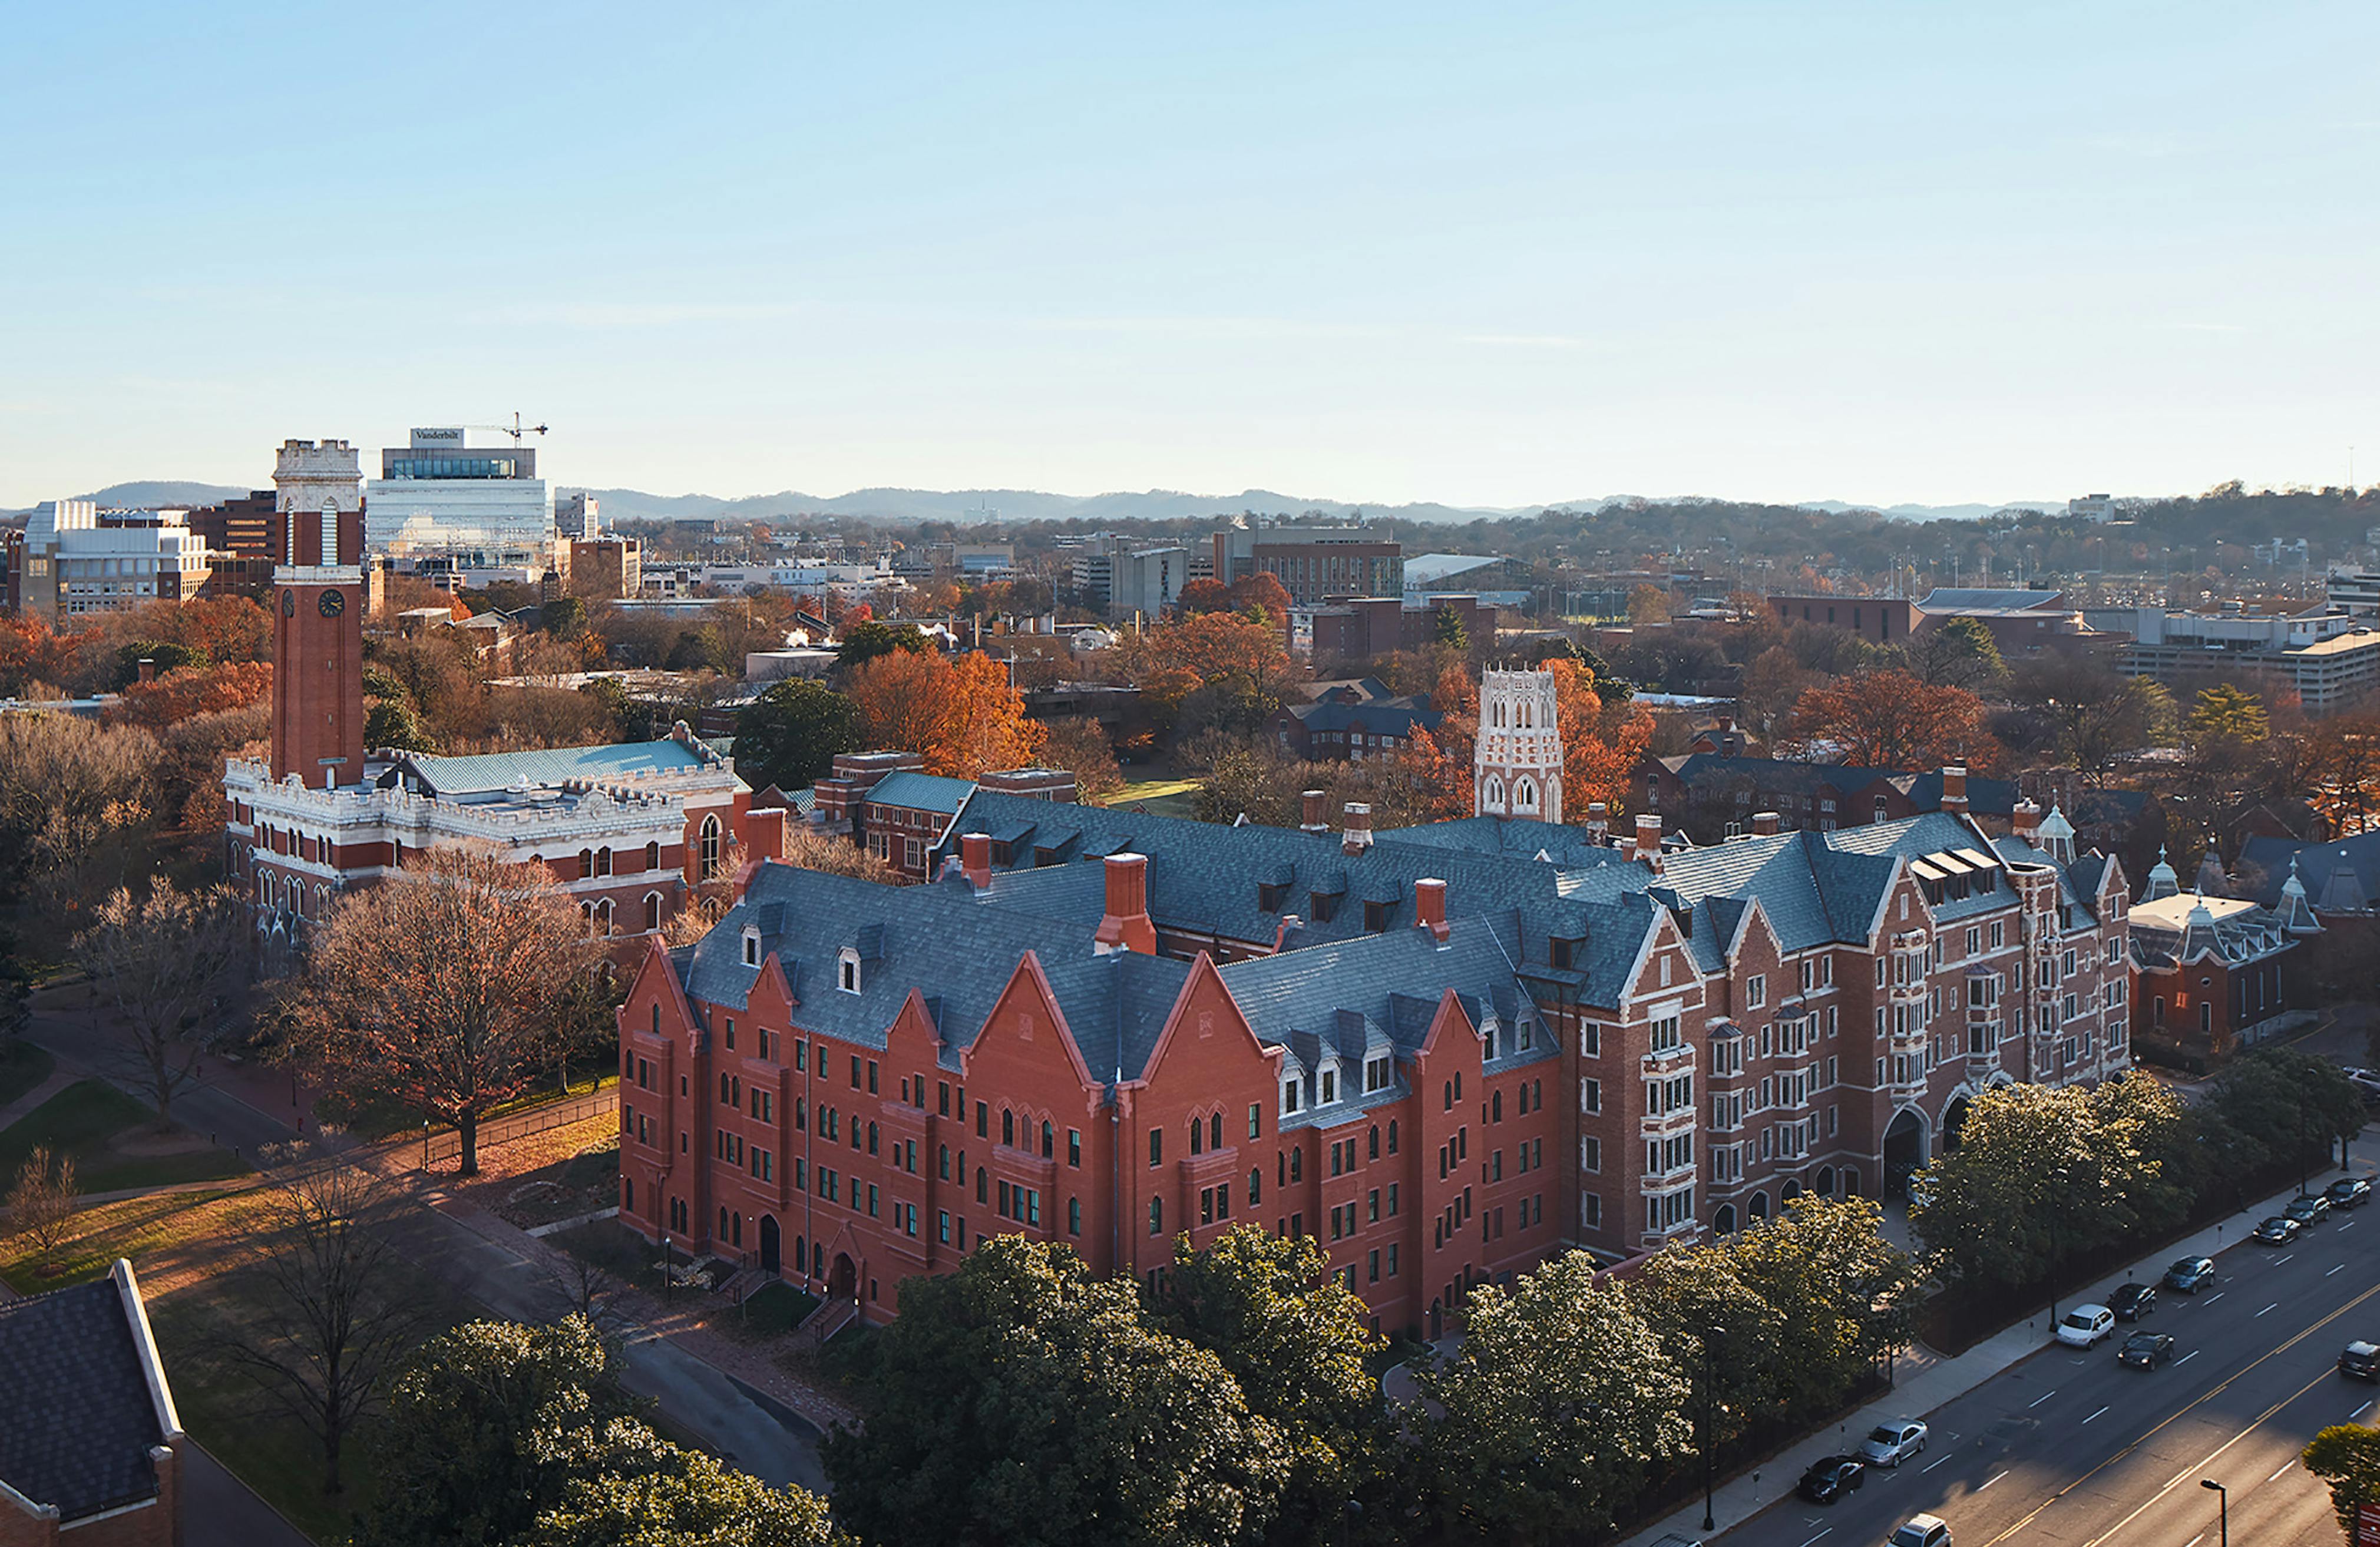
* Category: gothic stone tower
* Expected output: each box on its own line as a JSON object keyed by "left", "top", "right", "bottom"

{"left": 270, "top": 439, "right": 365, "bottom": 789}
{"left": 1474, "top": 667, "right": 1562, "bottom": 824}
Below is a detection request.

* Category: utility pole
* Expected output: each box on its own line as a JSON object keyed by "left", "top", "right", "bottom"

{"left": 2200, "top": 1477, "right": 2226, "bottom": 1547}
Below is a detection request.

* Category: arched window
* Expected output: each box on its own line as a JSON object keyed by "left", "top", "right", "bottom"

{"left": 580, "top": 901, "right": 595, "bottom": 934}
{"left": 1189, "top": 1118, "right": 1204, "bottom": 1156}
{"left": 1484, "top": 775, "right": 1505, "bottom": 809}
{"left": 645, "top": 841, "right": 661, "bottom": 871}
{"left": 1002, "top": 1109, "right": 1015, "bottom": 1146}
{"left": 644, "top": 892, "right": 662, "bottom": 933}
{"left": 699, "top": 815, "right": 723, "bottom": 877}
{"left": 1368, "top": 1125, "right": 1380, "bottom": 1159}
{"left": 1149, "top": 1197, "right": 1163, "bottom": 1236}
{"left": 1516, "top": 776, "right": 1537, "bottom": 811}
{"left": 1209, "top": 1112, "right": 1222, "bottom": 1152}
{"left": 1042, "top": 1120, "right": 1054, "bottom": 1160}
{"left": 579, "top": 848, "right": 594, "bottom": 880}
{"left": 596, "top": 847, "right": 613, "bottom": 877}
{"left": 1387, "top": 1118, "right": 1398, "bottom": 1153}
{"left": 1492, "top": 1090, "right": 1503, "bottom": 1122}
{"left": 596, "top": 899, "right": 614, "bottom": 937}
{"left": 1248, "top": 1166, "right": 1262, "bottom": 1205}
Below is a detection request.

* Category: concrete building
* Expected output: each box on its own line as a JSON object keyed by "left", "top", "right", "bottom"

{"left": 616, "top": 731, "right": 2131, "bottom": 1331}
{"left": 570, "top": 537, "right": 643, "bottom": 599}
{"left": 556, "top": 491, "right": 600, "bottom": 540}
{"left": 0, "top": 1260, "right": 184, "bottom": 1546}
{"left": 1213, "top": 523, "right": 1401, "bottom": 604}
{"left": 7, "top": 501, "right": 213, "bottom": 619}
{"left": 2070, "top": 494, "right": 2120, "bottom": 523}
{"left": 364, "top": 427, "right": 554, "bottom": 558}
{"left": 2118, "top": 605, "right": 2380, "bottom": 714}
{"left": 1069, "top": 536, "right": 1212, "bottom": 620}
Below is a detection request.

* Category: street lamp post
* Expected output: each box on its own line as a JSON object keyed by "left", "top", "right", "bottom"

{"left": 2201, "top": 1478, "right": 2226, "bottom": 1547}
{"left": 661, "top": 1231, "right": 672, "bottom": 1304}
{"left": 1701, "top": 1328, "right": 1724, "bottom": 1533}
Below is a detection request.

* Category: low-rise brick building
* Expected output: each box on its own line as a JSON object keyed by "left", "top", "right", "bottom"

{"left": 0, "top": 1261, "right": 183, "bottom": 1546}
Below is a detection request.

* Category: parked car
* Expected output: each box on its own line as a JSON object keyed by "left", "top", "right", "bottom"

{"left": 2163, "top": 1256, "right": 2217, "bottom": 1294}
{"left": 2057, "top": 1305, "right": 2117, "bottom": 1347}
{"left": 1860, "top": 1419, "right": 1930, "bottom": 1467}
{"left": 2254, "top": 1215, "right": 2302, "bottom": 1245}
{"left": 2118, "top": 1331, "right": 2176, "bottom": 1369}
{"left": 2107, "top": 1282, "right": 2158, "bottom": 1321}
{"left": 2341, "top": 1341, "right": 2380, "bottom": 1381}
{"left": 2326, "top": 1176, "right": 2374, "bottom": 1210}
{"left": 1890, "top": 1515, "right": 1954, "bottom": 1547}
{"left": 1797, "top": 1455, "right": 1865, "bottom": 1504}
{"left": 2286, "top": 1194, "right": 2332, "bottom": 1227}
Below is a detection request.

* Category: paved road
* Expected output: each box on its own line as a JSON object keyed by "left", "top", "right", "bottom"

{"left": 1717, "top": 1202, "right": 2380, "bottom": 1547}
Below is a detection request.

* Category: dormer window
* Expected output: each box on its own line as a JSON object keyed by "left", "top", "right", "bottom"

{"left": 1281, "top": 1078, "right": 1301, "bottom": 1115}
{"left": 1258, "top": 881, "right": 1287, "bottom": 912}
{"left": 1320, "top": 1068, "right": 1337, "bottom": 1104}
{"left": 1363, "top": 1055, "right": 1392, "bottom": 1092}
{"left": 838, "top": 948, "right": 861, "bottom": 994}
{"left": 1484, "top": 1024, "right": 1499, "bottom": 1060}
{"left": 742, "top": 928, "right": 761, "bottom": 967}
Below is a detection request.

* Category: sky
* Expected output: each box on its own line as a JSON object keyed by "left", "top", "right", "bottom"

{"left": 5, "top": 2, "right": 2377, "bottom": 511}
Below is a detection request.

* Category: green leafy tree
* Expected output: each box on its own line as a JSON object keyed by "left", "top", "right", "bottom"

{"left": 523, "top": 1419, "right": 845, "bottom": 1547}
{"left": 1730, "top": 1196, "right": 1925, "bottom": 1417}
{"left": 821, "top": 1235, "right": 1291, "bottom": 1547}
{"left": 1631, "top": 1241, "right": 1781, "bottom": 1452}
{"left": 2305, "top": 1423, "right": 2380, "bottom": 1542}
{"left": 113, "top": 639, "right": 206, "bottom": 690}
{"left": 1907, "top": 616, "right": 2007, "bottom": 690}
{"left": 733, "top": 680, "right": 864, "bottom": 792}
{"left": 365, "top": 697, "right": 435, "bottom": 752}
{"left": 362, "top": 1317, "right": 637, "bottom": 1547}
{"left": 835, "top": 620, "right": 932, "bottom": 673}
{"left": 1415, "top": 1252, "right": 1691, "bottom": 1544}
{"left": 1155, "top": 1226, "right": 1400, "bottom": 1545}
{"left": 2200, "top": 1047, "right": 2368, "bottom": 1188}
{"left": 1431, "top": 604, "right": 1469, "bottom": 652}
{"left": 540, "top": 596, "right": 590, "bottom": 639}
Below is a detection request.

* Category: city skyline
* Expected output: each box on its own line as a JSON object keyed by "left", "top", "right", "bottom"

{"left": 5, "top": 3, "right": 2375, "bottom": 511}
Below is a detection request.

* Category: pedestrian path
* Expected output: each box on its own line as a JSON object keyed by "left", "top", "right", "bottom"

{"left": 1621, "top": 1135, "right": 2380, "bottom": 1546}
{"left": 0, "top": 1067, "right": 77, "bottom": 1135}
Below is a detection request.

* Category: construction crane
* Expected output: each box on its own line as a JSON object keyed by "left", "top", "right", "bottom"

{"left": 455, "top": 412, "right": 549, "bottom": 445}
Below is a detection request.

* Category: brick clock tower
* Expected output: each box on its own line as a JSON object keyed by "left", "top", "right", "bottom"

{"left": 269, "top": 439, "right": 365, "bottom": 789}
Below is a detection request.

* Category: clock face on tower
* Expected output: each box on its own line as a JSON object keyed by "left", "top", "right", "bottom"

{"left": 318, "top": 589, "right": 346, "bottom": 618}
{"left": 282, "top": 589, "right": 296, "bottom": 617}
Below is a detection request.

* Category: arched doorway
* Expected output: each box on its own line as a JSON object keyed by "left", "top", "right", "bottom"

{"left": 1748, "top": 1190, "right": 1770, "bottom": 1222}
{"left": 1781, "top": 1179, "right": 1803, "bottom": 1202}
{"left": 1941, "top": 1093, "right": 1975, "bottom": 1152}
{"left": 830, "top": 1252, "right": 857, "bottom": 1301}
{"left": 1429, "top": 1299, "right": 1443, "bottom": 1340}
{"left": 1816, "top": 1166, "right": 1836, "bottom": 1197}
{"left": 759, "top": 1216, "right": 781, "bottom": 1274}
{"left": 1713, "top": 1203, "right": 1738, "bottom": 1236}
{"left": 1883, "top": 1108, "right": 1930, "bottom": 1194}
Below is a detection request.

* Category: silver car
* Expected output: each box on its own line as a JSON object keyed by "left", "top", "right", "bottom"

{"left": 1860, "top": 1418, "right": 1930, "bottom": 1467}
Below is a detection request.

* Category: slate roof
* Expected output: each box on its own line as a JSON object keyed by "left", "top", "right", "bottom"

{"left": 0, "top": 1267, "right": 174, "bottom": 1521}
{"left": 398, "top": 739, "right": 713, "bottom": 796}
{"left": 1282, "top": 698, "right": 1443, "bottom": 738}
{"left": 861, "top": 771, "right": 977, "bottom": 816}
{"left": 2236, "top": 832, "right": 2380, "bottom": 913}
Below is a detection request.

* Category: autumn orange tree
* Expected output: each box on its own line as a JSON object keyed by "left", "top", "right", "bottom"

{"left": 105, "top": 661, "right": 275, "bottom": 731}
{"left": 845, "top": 649, "right": 1047, "bottom": 776}
{"left": 2306, "top": 712, "right": 2380, "bottom": 834}
{"left": 1544, "top": 658, "right": 1657, "bottom": 814}
{"left": 1783, "top": 669, "right": 1994, "bottom": 771}
{"left": 1115, "top": 610, "right": 1305, "bottom": 735}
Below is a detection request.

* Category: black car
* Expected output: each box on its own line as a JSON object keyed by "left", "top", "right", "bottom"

{"left": 2327, "top": 1177, "right": 2374, "bottom": 1210}
{"left": 1797, "top": 1455, "right": 1866, "bottom": 1505}
{"left": 2107, "top": 1282, "right": 2158, "bottom": 1320}
{"left": 2254, "top": 1215, "right": 2302, "bottom": 1245}
{"left": 2163, "top": 1256, "right": 2217, "bottom": 1293}
{"left": 2286, "top": 1194, "right": 2332, "bottom": 1227}
{"left": 2342, "top": 1341, "right": 2380, "bottom": 1381}
{"left": 2118, "top": 1331, "right": 2176, "bottom": 1369}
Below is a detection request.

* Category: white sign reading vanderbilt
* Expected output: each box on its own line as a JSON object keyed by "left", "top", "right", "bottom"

{"left": 410, "top": 427, "right": 467, "bottom": 447}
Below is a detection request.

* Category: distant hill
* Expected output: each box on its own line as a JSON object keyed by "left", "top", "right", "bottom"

{"left": 0, "top": 480, "right": 249, "bottom": 520}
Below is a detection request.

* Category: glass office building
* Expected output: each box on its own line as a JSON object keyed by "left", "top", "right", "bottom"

{"left": 363, "top": 428, "right": 555, "bottom": 556}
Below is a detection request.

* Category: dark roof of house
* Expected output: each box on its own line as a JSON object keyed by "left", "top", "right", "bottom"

{"left": 397, "top": 738, "right": 715, "bottom": 796}
{"left": 1280, "top": 697, "right": 1443, "bottom": 738}
{"left": 861, "top": 771, "right": 977, "bottom": 815}
{"left": 0, "top": 1265, "right": 174, "bottom": 1521}
{"left": 2237, "top": 832, "right": 2380, "bottom": 913}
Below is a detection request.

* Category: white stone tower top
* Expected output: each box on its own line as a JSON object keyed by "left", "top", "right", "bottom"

{"left": 272, "top": 438, "right": 362, "bottom": 576}
{"left": 1475, "top": 667, "right": 1563, "bottom": 825}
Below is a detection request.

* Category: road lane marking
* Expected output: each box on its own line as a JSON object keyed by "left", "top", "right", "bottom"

{"left": 1799, "top": 1531, "right": 1833, "bottom": 1547}
{"left": 2185, "top": 1536, "right": 2203, "bottom": 1547}
{"left": 2206, "top": 1291, "right": 2225, "bottom": 1303}
{"left": 2030, "top": 1390, "right": 2058, "bottom": 1407}
{"left": 2270, "top": 1458, "right": 2296, "bottom": 1482}
{"left": 2257, "top": 1302, "right": 2279, "bottom": 1317}
{"left": 2355, "top": 1400, "right": 2373, "bottom": 1419}
{"left": 2329, "top": 1264, "right": 2345, "bottom": 1276}
{"left": 1923, "top": 1454, "right": 1952, "bottom": 1472}
{"left": 2084, "top": 1405, "right": 2109, "bottom": 1424}
{"left": 1978, "top": 1271, "right": 2380, "bottom": 1546}
{"left": 2176, "top": 1350, "right": 2199, "bottom": 1365}
{"left": 1979, "top": 1470, "right": 2009, "bottom": 1490}
{"left": 2276, "top": 1254, "right": 2295, "bottom": 1264}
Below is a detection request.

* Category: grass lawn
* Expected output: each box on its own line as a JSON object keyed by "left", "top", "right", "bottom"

{"left": 319, "top": 1071, "right": 619, "bottom": 1143}
{"left": 0, "top": 1040, "right": 55, "bottom": 1111}
{"left": 1104, "top": 778, "right": 1202, "bottom": 819}
{"left": 717, "top": 1280, "right": 820, "bottom": 1343}
{"left": 551, "top": 1215, "right": 674, "bottom": 1294}
{"left": 0, "top": 1080, "right": 250, "bottom": 1194}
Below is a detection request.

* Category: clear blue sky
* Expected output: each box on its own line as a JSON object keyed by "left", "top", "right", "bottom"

{"left": 5, "top": 2, "right": 2375, "bottom": 511}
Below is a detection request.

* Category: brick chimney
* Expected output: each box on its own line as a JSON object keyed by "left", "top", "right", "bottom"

{"left": 1342, "top": 802, "right": 1373, "bottom": 855}
{"left": 1584, "top": 801, "right": 1609, "bottom": 845}
{"left": 1631, "top": 811, "right": 1663, "bottom": 867}
{"left": 1300, "top": 789, "right": 1330, "bottom": 834}
{"left": 1094, "top": 853, "right": 1157, "bottom": 956}
{"left": 960, "top": 831, "right": 993, "bottom": 890}
{"left": 2011, "top": 798, "right": 2041, "bottom": 843}
{"left": 1414, "top": 877, "right": 1450, "bottom": 944}
{"left": 1751, "top": 811, "right": 1780, "bottom": 837}
{"left": 135, "top": 657, "right": 157, "bottom": 684}
{"left": 1941, "top": 765, "right": 1968, "bottom": 814}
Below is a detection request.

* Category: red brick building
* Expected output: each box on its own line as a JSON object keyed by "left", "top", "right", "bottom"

{"left": 617, "top": 772, "right": 2132, "bottom": 1334}
{"left": 2127, "top": 876, "right": 2299, "bottom": 1070}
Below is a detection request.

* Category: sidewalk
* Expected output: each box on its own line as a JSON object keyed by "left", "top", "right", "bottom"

{"left": 1621, "top": 1133, "right": 2380, "bottom": 1547}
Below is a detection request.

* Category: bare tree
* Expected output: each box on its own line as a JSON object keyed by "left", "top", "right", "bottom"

{"left": 0, "top": 714, "right": 163, "bottom": 917}
{"left": 291, "top": 844, "right": 606, "bottom": 1174}
{"left": 5, "top": 1144, "right": 79, "bottom": 1268}
{"left": 223, "top": 1142, "right": 421, "bottom": 1495}
{"left": 73, "top": 880, "right": 246, "bottom": 1130}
